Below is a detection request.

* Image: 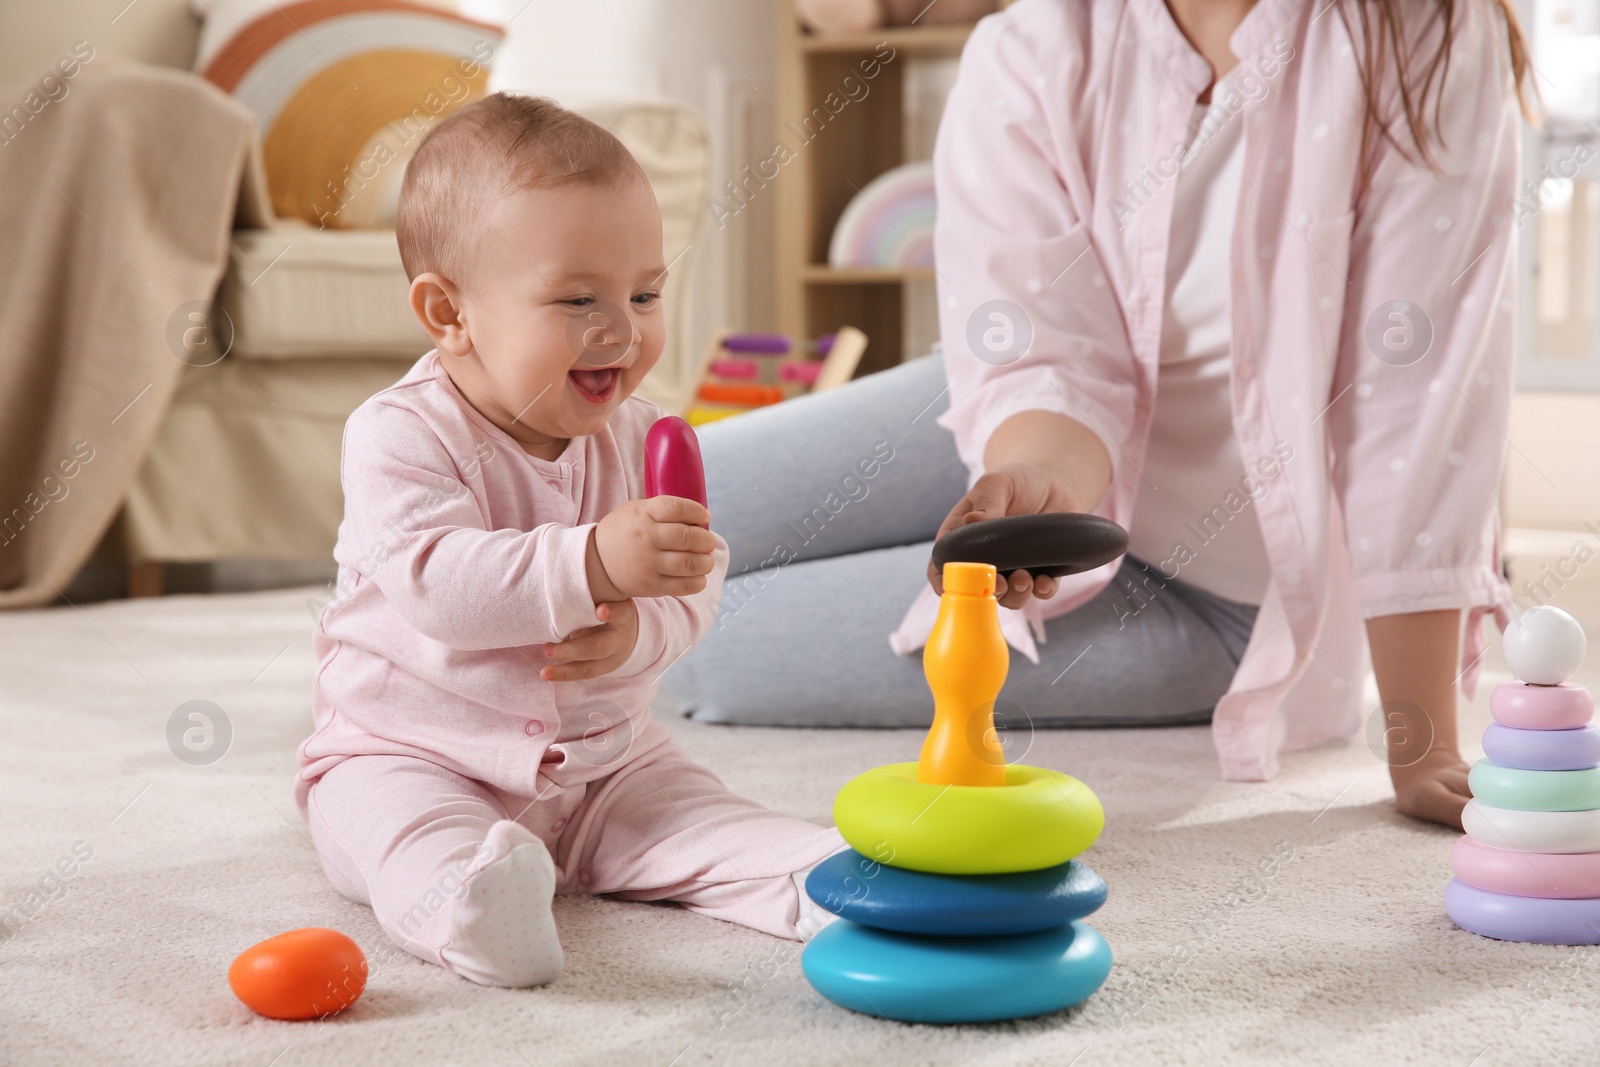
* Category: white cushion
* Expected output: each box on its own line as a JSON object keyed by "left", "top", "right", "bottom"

{"left": 220, "top": 226, "right": 428, "bottom": 360}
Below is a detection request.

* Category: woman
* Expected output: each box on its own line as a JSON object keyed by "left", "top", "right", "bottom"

{"left": 662, "top": 0, "right": 1534, "bottom": 831}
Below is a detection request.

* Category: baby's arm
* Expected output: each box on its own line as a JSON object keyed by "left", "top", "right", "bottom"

{"left": 341, "top": 402, "right": 601, "bottom": 650}
{"left": 543, "top": 497, "right": 729, "bottom": 680}
{"left": 614, "top": 527, "right": 729, "bottom": 678}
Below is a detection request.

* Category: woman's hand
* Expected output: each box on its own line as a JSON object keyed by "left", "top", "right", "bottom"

{"left": 928, "top": 409, "right": 1113, "bottom": 609}
{"left": 928, "top": 460, "right": 1085, "bottom": 609}
{"left": 1390, "top": 748, "right": 1472, "bottom": 830}
{"left": 541, "top": 599, "right": 639, "bottom": 681}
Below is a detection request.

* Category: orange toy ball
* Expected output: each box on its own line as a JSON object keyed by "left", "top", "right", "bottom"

{"left": 228, "top": 928, "right": 368, "bottom": 1020}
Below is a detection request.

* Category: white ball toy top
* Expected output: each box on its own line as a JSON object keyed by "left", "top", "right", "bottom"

{"left": 1503, "top": 605, "right": 1587, "bottom": 685}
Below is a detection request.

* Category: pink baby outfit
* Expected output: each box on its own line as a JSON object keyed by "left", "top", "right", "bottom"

{"left": 295, "top": 350, "right": 845, "bottom": 984}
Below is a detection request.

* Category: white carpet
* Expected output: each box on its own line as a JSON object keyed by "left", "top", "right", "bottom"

{"left": 4, "top": 574, "right": 1600, "bottom": 1067}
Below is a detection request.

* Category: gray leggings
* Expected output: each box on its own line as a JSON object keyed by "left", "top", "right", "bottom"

{"left": 659, "top": 353, "right": 1258, "bottom": 731}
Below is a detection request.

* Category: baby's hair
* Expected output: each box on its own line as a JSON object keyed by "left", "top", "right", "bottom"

{"left": 395, "top": 92, "right": 647, "bottom": 286}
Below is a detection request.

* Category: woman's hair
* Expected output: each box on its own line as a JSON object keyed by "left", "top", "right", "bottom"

{"left": 1337, "top": 0, "right": 1536, "bottom": 197}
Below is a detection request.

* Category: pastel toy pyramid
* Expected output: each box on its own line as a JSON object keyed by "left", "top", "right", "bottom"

{"left": 801, "top": 562, "right": 1113, "bottom": 1024}
{"left": 1446, "top": 605, "right": 1600, "bottom": 944}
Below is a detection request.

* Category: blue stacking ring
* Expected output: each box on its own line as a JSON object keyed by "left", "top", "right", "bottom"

{"left": 806, "top": 849, "right": 1106, "bottom": 937}
{"left": 1482, "top": 723, "right": 1600, "bottom": 772}
{"left": 1468, "top": 759, "right": 1600, "bottom": 812}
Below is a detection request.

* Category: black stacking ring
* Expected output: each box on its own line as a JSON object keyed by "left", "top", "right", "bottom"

{"left": 930, "top": 513, "right": 1129, "bottom": 581}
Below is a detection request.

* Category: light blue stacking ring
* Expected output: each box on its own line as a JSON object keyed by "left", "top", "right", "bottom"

{"left": 1468, "top": 759, "right": 1600, "bottom": 812}
{"left": 802, "top": 919, "right": 1113, "bottom": 1023}
{"left": 1482, "top": 723, "right": 1600, "bottom": 772}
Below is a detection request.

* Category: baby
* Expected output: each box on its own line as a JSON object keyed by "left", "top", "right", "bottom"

{"left": 294, "top": 93, "right": 845, "bottom": 988}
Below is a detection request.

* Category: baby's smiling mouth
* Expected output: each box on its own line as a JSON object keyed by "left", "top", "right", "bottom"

{"left": 569, "top": 367, "right": 620, "bottom": 403}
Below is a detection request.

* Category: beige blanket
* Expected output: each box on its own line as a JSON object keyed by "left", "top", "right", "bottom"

{"left": 0, "top": 59, "right": 269, "bottom": 607}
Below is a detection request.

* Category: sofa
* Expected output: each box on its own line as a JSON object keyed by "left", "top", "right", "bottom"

{"left": 1, "top": 1, "right": 710, "bottom": 595}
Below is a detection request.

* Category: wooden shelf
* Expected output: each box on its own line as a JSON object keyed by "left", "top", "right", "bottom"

{"left": 799, "top": 23, "right": 976, "bottom": 57}
{"left": 776, "top": 4, "right": 991, "bottom": 377}
{"left": 803, "top": 265, "right": 937, "bottom": 284}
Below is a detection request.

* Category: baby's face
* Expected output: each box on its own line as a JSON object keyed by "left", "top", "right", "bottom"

{"left": 450, "top": 176, "right": 667, "bottom": 456}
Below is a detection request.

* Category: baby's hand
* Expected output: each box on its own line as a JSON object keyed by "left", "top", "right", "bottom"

{"left": 541, "top": 600, "right": 638, "bottom": 681}
{"left": 589, "top": 497, "right": 715, "bottom": 601}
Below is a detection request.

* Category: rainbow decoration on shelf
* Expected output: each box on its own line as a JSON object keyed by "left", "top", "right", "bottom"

{"left": 196, "top": 0, "right": 503, "bottom": 228}
{"left": 827, "top": 161, "right": 936, "bottom": 270}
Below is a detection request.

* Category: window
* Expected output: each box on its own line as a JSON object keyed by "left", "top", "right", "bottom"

{"left": 1521, "top": 0, "right": 1600, "bottom": 389}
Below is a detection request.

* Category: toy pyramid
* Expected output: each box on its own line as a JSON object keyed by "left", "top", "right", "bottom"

{"left": 801, "top": 561, "right": 1113, "bottom": 1023}
{"left": 1446, "top": 606, "right": 1600, "bottom": 944}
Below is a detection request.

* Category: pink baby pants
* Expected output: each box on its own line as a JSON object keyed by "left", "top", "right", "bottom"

{"left": 303, "top": 729, "right": 846, "bottom": 986}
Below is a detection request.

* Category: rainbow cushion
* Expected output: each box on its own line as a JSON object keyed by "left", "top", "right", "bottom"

{"left": 195, "top": 0, "right": 503, "bottom": 228}
{"left": 827, "top": 160, "right": 935, "bottom": 270}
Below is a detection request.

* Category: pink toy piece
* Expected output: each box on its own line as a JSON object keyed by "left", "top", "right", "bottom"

{"left": 644, "top": 416, "right": 708, "bottom": 528}
{"left": 780, "top": 362, "right": 823, "bottom": 385}
{"left": 1451, "top": 836, "right": 1600, "bottom": 899}
{"left": 1490, "top": 681, "right": 1594, "bottom": 730}
{"left": 710, "top": 357, "right": 760, "bottom": 379}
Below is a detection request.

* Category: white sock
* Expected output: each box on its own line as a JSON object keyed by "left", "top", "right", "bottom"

{"left": 439, "top": 820, "right": 564, "bottom": 988}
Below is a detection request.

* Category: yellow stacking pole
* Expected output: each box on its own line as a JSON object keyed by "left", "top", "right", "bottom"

{"left": 918, "top": 562, "right": 1009, "bottom": 787}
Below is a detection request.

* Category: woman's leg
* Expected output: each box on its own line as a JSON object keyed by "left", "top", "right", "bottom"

{"left": 667, "top": 546, "right": 1258, "bottom": 730}
{"left": 669, "top": 349, "right": 1260, "bottom": 729}
{"left": 695, "top": 351, "right": 966, "bottom": 577}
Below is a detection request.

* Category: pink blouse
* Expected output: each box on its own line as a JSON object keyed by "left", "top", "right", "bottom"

{"left": 891, "top": 0, "right": 1522, "bottom": 780}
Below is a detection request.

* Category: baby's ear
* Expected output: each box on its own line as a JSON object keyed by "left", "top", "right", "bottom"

{"left": 408, "top": 272, "right": 473, "bottom": 356}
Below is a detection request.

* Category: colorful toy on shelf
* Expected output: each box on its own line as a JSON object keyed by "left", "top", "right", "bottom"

{"left": 1446, "top": 605, "right": 1600, "bottom": 944}
{"left": 803, "top": 513, "right": 1130, "bottom": 1024}
{"left": 228, "top": 927, "right": 367, "bottom": 1020}
{"left": 687, "top": 327, "right": 867, "bottom": 426}
{"left": 643, "top": 416, "right": 708, "bottom": 528}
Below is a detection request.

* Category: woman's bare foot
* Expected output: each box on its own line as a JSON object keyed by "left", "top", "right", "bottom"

{"left": 1391, "top": 750, "right": 1473, "bottom": 831}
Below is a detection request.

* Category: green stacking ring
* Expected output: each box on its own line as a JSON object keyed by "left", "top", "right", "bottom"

{"left": 1469, "top": 759, "right": 1600, "bottom": 813}
{"left": 834, "top": 762, "right": 1104, "bottom": 876}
